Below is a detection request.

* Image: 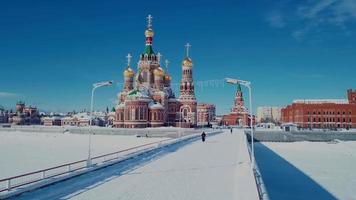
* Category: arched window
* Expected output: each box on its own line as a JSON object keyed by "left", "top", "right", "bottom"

{"left": 183, "top": 108, "right": 188, "bottom": 117}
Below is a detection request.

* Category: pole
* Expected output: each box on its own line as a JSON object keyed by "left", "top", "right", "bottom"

{"left": 248, "top": 84, "right": 254, "bottom": 169}
{"left": 87, "top": 87, "right": 95, "bottom": 167}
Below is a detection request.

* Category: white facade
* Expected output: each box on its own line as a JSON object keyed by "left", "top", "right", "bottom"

{"left": 257, "top": 106, "right": 282, "bottom": 123}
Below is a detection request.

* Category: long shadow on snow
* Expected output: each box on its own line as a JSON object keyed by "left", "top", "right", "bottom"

{"left": 12, "top": 136, "right": 206, "bottom": 200}
{"left": 254, "top": 142, "right": 337, "bottom": 200}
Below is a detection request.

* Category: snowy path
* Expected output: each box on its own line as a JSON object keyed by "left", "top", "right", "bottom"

{"left": 14, "top": 129, "right": 259, "bottom": 200}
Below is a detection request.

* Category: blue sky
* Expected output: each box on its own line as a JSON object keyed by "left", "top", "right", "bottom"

{"left": 0, "top": 0, "right": 355, "bottom": 114}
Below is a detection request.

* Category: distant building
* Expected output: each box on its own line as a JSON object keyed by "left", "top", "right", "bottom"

{"left": 61, "top": 112, "right": 107, "bottom": 127}
{"left": 43, "top": 116, "right": 63, "bottom": 126}
{"left": 257, "top": 106, "right": 281, "bottom": 124}
{"left": 197, "top": 103, "right": 216, "bottom": 126}
{"left": 221, "top": 83, "right": 255, "bottom": 126}
{"left": 281, "top": 89, "right": 356, "bottom": 129}
{"left": 0, "top": 106, "right": 9, "bottom": 123}
{"left": 9, "top": 101, "right": 41, "bottom": 125}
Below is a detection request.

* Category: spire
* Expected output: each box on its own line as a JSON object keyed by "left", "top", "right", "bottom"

{"left": 185, "top": 43, "right": 191, "bottom": 58}
{"left": 237, "top": 82, "right": 242, "bottom": 92}
{"left": 144, "top": 15, "right": 154, "bottom": 55}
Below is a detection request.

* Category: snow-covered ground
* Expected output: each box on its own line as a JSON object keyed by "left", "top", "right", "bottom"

{"left": 14, "top": 129, "right": 259, "bottom": 200}
{"left": 255, "top": 141, "right": 356, "bottom": 200}
{"left": 0, "top": 131, "right": 167, "bottom": 179}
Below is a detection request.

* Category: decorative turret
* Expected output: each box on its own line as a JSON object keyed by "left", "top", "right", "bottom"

{"left": 180, "top": 43, "right": 195, "bottom": 98}
{"left": 123, "top": 53, "right": 134, "bottom": 92}
{"left": 179, "top": 43, "right": 197, "bottom": 126}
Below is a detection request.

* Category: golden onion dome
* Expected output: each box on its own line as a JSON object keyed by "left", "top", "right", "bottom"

{"left": 182, "top": 57, "right": 193, "bottom": 67}
{"left": 153, "top": 67, "right": 165, "bottom": 77}
{"left": 123, "top": 67, "right": 135, "bottom": 78}
{"left": 145, "top": 29, "right": 154, "bottom": 37}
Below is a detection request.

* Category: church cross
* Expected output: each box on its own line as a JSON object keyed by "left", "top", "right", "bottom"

{"left": 147, "top": 15, "right": 153, "bottom": 28}
{"left": 126, "top": 53, "right": 132, "bottom": 67}
{"left": 185, "top": 43, "right": 191, "bottom": 57}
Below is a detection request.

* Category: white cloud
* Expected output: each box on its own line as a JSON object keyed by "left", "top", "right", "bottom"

{"left": 0, "top": 92, "right": 18, "bottom": 98}
{"left": 297, "top": 0, "right": 356, "bottom": 26}
{"left": 266, "top": 0, "right": 356, "bottom": 40}
{"left": 266, "top": 12, "right": 286, "bottom": 28}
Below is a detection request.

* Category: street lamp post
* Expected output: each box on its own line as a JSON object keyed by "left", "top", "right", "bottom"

{"left": 225, "top": 78, "right": 255, "bottom": 169}
{"left": 87, "top": 81, "right": 113, "bottom": 167}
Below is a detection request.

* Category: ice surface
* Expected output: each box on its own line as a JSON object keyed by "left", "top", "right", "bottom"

{"left": 255, "top": 141, "right": 356, "bottom": 200}
{"left": 0, "top": 131, "right": 166, "bottom": 179}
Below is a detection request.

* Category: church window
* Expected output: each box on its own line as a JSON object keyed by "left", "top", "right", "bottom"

{"left": 140, "top": 107, "right": 143, "bottom": 120}
{"left": 131, "top": 108, "right": 135, "bottom": 120}
{"left": 183, "top": 108, "right": 188, "bottom": 117}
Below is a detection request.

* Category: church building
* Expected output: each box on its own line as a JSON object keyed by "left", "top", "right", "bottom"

{"left": 114, "top": 15, "right": 197, "bottom": 128}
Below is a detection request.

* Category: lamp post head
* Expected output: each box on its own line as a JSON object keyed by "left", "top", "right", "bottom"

{"left": 225, "top": 78, "right": 239, "bottom": 85}
{"left": 93, "top": 81, "right": 113, "bottom": 88}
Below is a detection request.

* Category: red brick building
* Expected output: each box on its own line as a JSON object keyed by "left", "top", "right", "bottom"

{"left": 281, "top": 89, "right": 356, "bottom": 129}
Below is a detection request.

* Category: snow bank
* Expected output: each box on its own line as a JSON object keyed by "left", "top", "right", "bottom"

{"left": 0, "top": 131, "right": 167, "bottom": 179}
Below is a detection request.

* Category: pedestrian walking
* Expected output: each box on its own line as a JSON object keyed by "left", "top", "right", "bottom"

{"left": 201, "top": 131, "right": 206, "bottom": 142}
{"left": 230, "top": 128, "right": 233, "bottom": 134}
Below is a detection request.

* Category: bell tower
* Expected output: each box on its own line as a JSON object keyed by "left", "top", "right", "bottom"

{"left": 179, "top": 43, "right": 197, "bottom": 126}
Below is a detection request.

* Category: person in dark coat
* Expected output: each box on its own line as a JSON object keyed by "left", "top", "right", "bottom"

{"left": 201, "top": 131, "right": 206, "bottom": 142}
{"left": 230, "top": 128, "right": 233, "bottom": 134}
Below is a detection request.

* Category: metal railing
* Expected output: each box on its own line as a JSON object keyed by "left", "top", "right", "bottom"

{"left": 244, "top": 131, "right": 269, "bottom": 200}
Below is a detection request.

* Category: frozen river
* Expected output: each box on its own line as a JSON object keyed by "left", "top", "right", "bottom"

{"left": 255, "top": 141, "right": 356, "bottom": 200}
{"left": 0, "top": 131, "right": 166, "bottom": 179}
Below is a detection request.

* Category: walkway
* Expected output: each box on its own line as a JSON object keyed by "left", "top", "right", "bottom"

{"left": 15, "top": 129, "right": 259, "bottom": 200}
